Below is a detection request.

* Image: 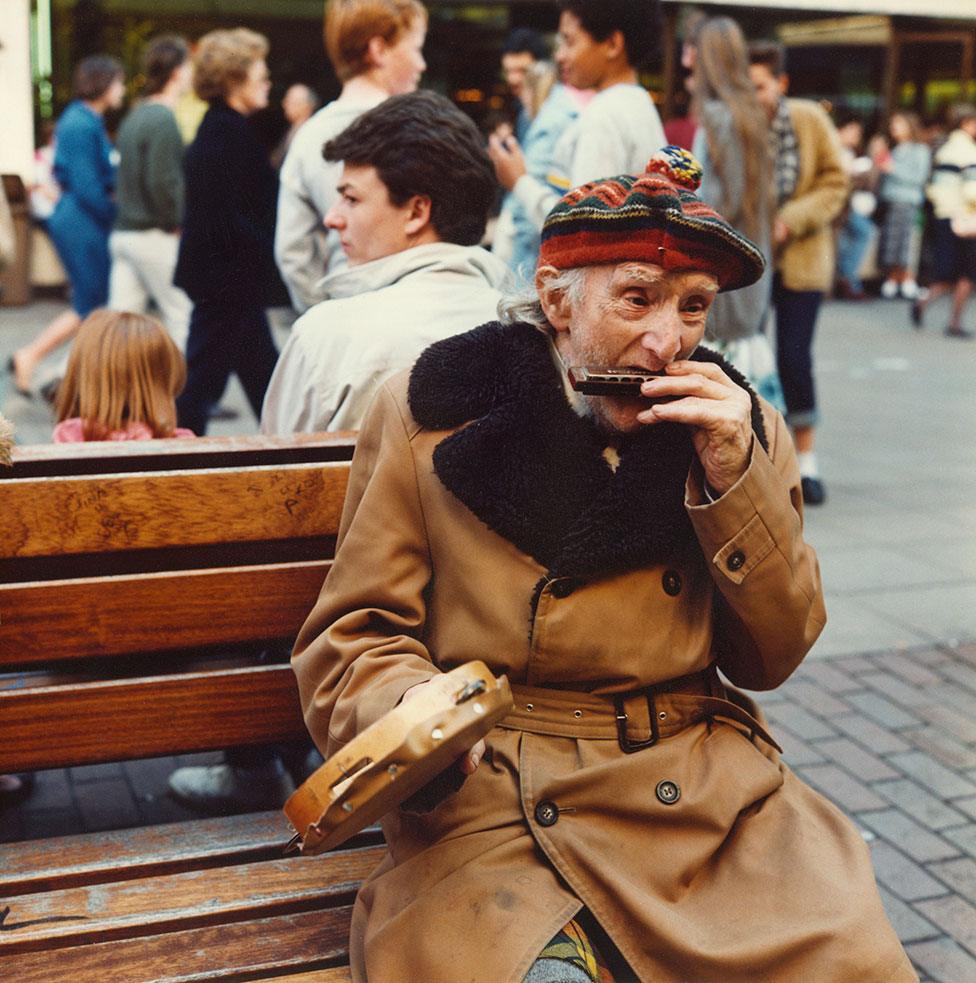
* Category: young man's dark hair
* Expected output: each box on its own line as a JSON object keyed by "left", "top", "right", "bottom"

{"left": 73, "top": 54, "right": 125, "bottom": 101}
{"left": 324, "top": 90, "right": 495, "bottom": 247}
{"left": 747, "top": 39, "right": 786, "bottom": 77}
{"left": 502, "top": 27, "right": 549, "bottom": 62}
{"left": 560, "top": 0, "right": 660, "bottom": 67}
{"left": 143, "top": 35, "right": 190, "bottom": 96}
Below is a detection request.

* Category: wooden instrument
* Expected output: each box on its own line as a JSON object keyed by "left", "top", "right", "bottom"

{"left": 284, "top": 661, "right": 513, "bottom": 855}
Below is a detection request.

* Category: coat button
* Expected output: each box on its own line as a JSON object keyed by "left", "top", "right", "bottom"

{"left": 726, "top": 550, "right": 746, "bottom": 572}
{"left": 662, "top": 570, "right": 682, "bottom": 596}
{"left": 655, "top": 780, "right": 681, "bottom": 805}
{"left": 534, "top": 800, "right": 560, "bottom": 826}
{"left": 549, "top": 578, "right": 579, "bottom": 599}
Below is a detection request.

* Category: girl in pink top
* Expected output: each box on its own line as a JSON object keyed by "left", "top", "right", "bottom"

{"left": 53, "top": 309, "right": 195, "bottom": 442}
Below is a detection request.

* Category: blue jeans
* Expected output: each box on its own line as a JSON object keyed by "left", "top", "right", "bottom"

{"left": 773, "top": 276, "right": 823, "bottom": 429}
{"left": 836, "top": 211, "right": 875, "bottom": 292}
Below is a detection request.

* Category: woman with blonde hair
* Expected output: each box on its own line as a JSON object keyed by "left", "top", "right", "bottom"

{"left": 173, "top": 28, "right": 281, "bottom": 436}
{"left": 54, "top": 309, "right": 194, "bottom": 442}
{"left": 689, "top": 17, "right": 783, "bottom": 409}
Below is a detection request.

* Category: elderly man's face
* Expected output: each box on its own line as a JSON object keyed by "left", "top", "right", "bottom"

{"left": 544, "top": 262, "right": 719, "bottom": 434}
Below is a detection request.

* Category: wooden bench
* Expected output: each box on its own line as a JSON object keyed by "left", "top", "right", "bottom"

{"left": 0, "top": 433, "right": 381, "bottom": 979}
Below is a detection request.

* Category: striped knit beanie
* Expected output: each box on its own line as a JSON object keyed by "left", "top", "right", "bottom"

{"left": 538, "top": 146, "right": 765, "bottom": 292}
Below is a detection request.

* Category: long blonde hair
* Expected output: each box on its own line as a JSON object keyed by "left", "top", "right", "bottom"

{"left": 691, "top": 17, "right": 772, "bottom": 239}
{"left": 56, "top": 309, "right": 187, "bottom": 440}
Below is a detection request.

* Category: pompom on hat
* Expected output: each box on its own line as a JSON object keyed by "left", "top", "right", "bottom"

{"left": 538, "top": 146, "right": 765, "bottom": 292}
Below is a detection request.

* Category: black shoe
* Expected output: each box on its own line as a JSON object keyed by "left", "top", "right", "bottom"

{"left": 39, "top": 377, "right": 61, "bottom": 406}
{"left": 801, "top": 476, "right": 826, "bottom": 506}
{"left": 5, "top": 356, "right": 32, "bottom": 398}
{"left": 910, "top": 299, "right": 924, "bottom": 329}
{"left": 209, "top": 404, "right": 240, "bottom": 421}
{"left": 945, "top": 325, "right": 974, "bottom": 340}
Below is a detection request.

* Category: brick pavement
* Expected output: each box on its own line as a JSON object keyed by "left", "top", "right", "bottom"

{"left": 2, "top": 643, "right": 975, "bottom": 979}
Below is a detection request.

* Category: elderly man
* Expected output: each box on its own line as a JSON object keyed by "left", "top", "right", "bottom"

{"left": 292, "top": 149, "right": 914, "bottom": 982}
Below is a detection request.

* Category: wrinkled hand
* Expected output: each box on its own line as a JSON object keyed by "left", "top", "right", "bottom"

{"left": 488, "top": 132, "right": 527, "bottom": 192}
{"left": 401, "top": 680, "right": 485, "bottom": 775}
{"left": 637, "top": 360, "right": 753, "bottom": 495}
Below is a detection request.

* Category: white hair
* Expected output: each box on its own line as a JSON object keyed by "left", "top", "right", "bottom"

{"left": 496, "top": 266, "right": 587, "bottom": 333}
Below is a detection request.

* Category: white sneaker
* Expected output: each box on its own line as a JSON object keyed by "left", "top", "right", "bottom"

{"left": 168, "top": 761, "right": 295, "bottom": 811}
{"left": 880, "top": 280, "right": 899, "bottom": 299}
{"left": 900, "top": 279, "right": 919, "bottom": 299}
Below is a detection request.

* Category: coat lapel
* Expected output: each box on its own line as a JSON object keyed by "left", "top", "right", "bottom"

{"left": 408, "top": 321, "right": 767, "bottom": 580}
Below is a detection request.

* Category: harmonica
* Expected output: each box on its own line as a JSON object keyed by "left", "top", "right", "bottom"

{"left": 567, "top": 366, "right": 678, "bottom": 400}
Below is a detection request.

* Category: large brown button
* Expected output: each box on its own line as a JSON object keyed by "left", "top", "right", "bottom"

{"left": 662, "top": 570, "right": 682, "bottom": 596}
{"left": 726, "top": 550, "right": 746, "bottom": 572}
{"left": 535, "top": 800, "right": 559, "bottom": 827}
{"left": 655, "top": 780, "right": 681, "bottom": 805}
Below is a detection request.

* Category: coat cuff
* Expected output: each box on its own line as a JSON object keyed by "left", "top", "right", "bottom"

{"left": 685, "top": 439, "right": 790, "bottom": 586}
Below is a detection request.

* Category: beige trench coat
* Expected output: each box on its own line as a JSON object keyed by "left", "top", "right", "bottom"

{"left": 293, "top": 332, "right": 914, "bottom": 982}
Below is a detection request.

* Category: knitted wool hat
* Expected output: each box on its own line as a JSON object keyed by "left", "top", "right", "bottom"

{"left": 538, "top": 146, "right": 765, "bottom": 292}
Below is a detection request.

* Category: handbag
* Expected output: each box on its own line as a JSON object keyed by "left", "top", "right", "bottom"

{"left": 284, "top": 661, "right": 513, "bottom": 854}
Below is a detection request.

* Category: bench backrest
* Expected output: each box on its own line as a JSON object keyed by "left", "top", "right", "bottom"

{"left": 0, "top": 434, "right": 356, "bottom": 773}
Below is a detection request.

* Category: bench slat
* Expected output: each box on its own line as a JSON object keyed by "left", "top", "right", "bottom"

{"left": 0, "top": 665, "right": 306, "bottom": 771}
{"left": 0, "top": 811, "right": 384, "bottom": 896}
{"left": 0, "top": 906, "right": 355, "bottom": 978}
{"left": 0, "top": 561, "right": 329, "bottom": 665}
{"left": 0, "top": 849, "right": 382, "bottom": 955}
{"left": 0, "top": 463, "right": 349, "bottom": 558}
{"left": 6, "top": 432, "right": 356, "bottom": 477}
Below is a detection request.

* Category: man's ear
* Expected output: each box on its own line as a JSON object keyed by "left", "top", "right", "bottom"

{"left": 366, "top": 35, "right": 388, "bottom": 69}
{"left": 604, "top": 29, "right": 626, "bottom": 63}
{"left": 535, "top": 266, "right": 573, "bottom": 333}
{"left": 404, "top": 194, "right": 432, "bottom": 236}
{"left": 779, "top": 72, "right": 790, "bottom": 96}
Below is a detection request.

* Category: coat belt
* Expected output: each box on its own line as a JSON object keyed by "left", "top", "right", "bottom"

{"left": 501, "top": 666, "right": 781, "bottom": 753}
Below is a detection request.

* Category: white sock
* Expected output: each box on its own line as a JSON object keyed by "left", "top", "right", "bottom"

{"left": 797, "top": 451, "right": 819, "bottom": 478}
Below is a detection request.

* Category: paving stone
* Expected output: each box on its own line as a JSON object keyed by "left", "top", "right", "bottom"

{"left": 74, "top": 777, "right": 141, "bottom": 832}
{"left": 954, "top": 797, "right": 976, "bottom": 822}
{"left": 915, "top": 895, "right": 976, "bottom": 957}
{"left": 937, "top": 660, "right": 976, "bottom": 696}
{"left": 888, "top": 751, "right": 976, "bottom": 800}
{"left": 18, "top": 808, "right": 82, "bottom": 842}
{"left": 913, "top": 647, "right": 955, "bottom": 667}
{"left": 902, "top": 727, "right": 976, "bottom": 771}
{"left": 70, "top": 761, "right": 126, "bottom": 783}
{"left": 793, "top": 660, "right": 863, "bottom": 693}
{"left": 858, "top": 810, "right": 960, "bottom": 863}
{"left": 832, "top": 655, "right": 880, "bottom": 675}
{"left": 875, "top": 780, "right": 970, "bottom": 831}
{"left": 777, "top": 681, "right": 850, "bottom": 716}
{"left": 869, "top": 840, "right": 950, "bottom": 901}
{"left": 943, "top": 825, "right": 976, "bottom": 861}
{"left": 123, "top": 755, "right": 181, "bottom": 799}
{"left": 762, "top": 701, "right": 837, "bottom": 740}
{"left": 928, "top": 683, "right": 976, "bottom": 717}
{"left": 0, "top": 807, "right": 25, "bottom": 843}
{"left": 953, "top": 642, "right": 976, "bottom": 666}
{"left": 913, "top": 704, "right": 976, "bottom": 745}
{"left": 831, "top": 711, "right": 912, "bottom": 754}
{"left": 883, "top": 652, "right": 944, "bottom": 687}
{"left": 877, "top": 886, "right": 941, "bottom": 945}
{"left": 844, "top": 691, "right": 924, "bottom": 730}
{"left": 929, "top": 858, "right": 976, "bottom": 905}
{"left": 21, "top": 768, "right": 74, "bottom": 810}
{"left": 815, "top": 737, "right": 901, "bottom": 781}
{"left": 797, "top": 763, "right": 887, "bottom": 812}
{"left": 860, "top": 671, "right": 935, "bottom": 708}
{"left": 762, "top": 722, "right": 826, "bottom": 766}
{"left": 907, "top": 938, "right": 976, "bottom": 983}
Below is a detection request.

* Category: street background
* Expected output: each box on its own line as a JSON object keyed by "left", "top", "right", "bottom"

{"left": 1, "top": 292, "right": 975, "bottom": 980}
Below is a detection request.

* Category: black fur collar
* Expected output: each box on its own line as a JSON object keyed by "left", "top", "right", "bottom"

{"left": 408, "top": 321, "right": 768, "bottom": 581}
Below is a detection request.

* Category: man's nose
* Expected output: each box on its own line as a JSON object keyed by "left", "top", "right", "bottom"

{"left": 640, "top": 307, "right": 683, "bottom": 363}
{"left": 324, "top": 207, "right": 343, "bottom": 230}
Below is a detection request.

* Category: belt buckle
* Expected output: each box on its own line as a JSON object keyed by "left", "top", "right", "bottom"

{"left": 613, "top": 691, "right": 660, "bottom": 753}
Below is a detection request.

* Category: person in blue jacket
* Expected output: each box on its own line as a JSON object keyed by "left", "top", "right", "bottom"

{"left": 9, "top": 56, "right": 125, "bottom": 396}
{"left": 173, "top": 27, "right": 282, "bottom": 435}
